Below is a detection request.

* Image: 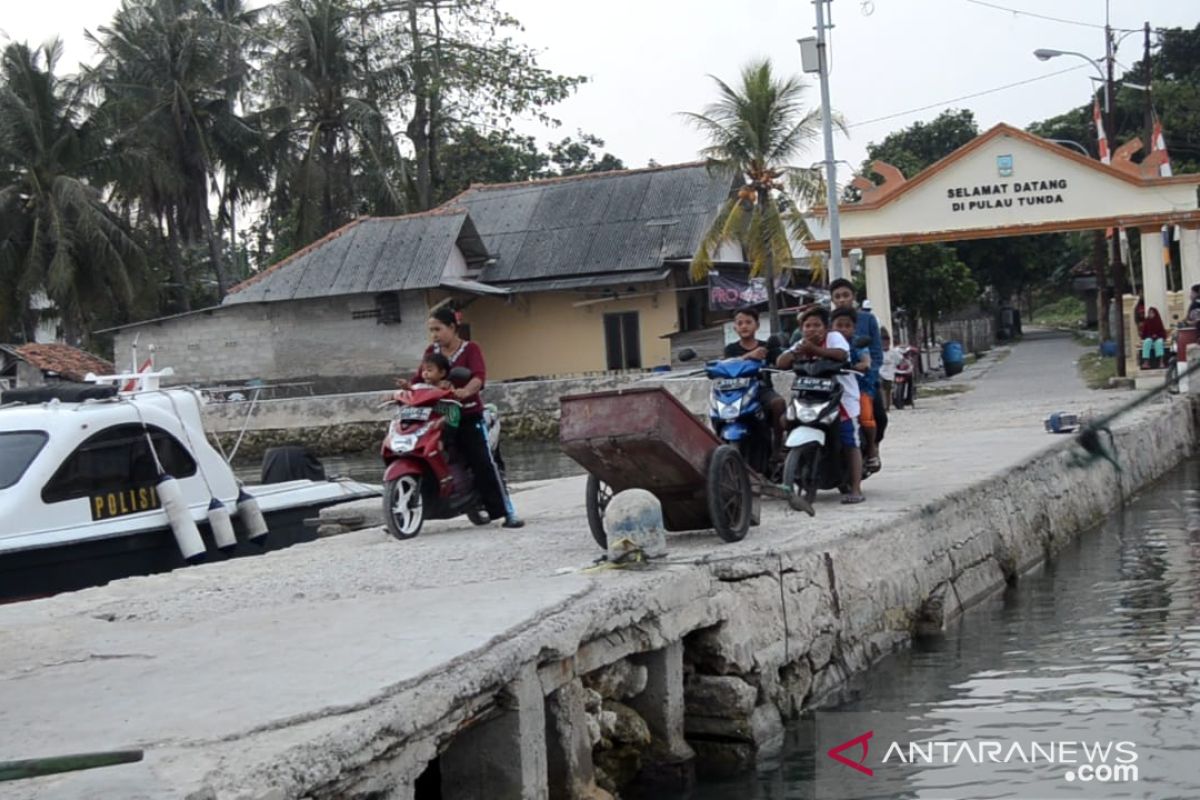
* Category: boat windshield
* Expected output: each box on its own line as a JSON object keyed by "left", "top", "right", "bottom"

{"left": 0, "top": 431, "right": 49, "bottom": 490}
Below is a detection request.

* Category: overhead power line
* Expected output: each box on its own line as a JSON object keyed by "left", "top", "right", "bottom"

{"left": 962, "top": 0, "right": 1138, "bottom": 32}
{"left": 846, "top": 64, "right": 1088, "bottom": 129}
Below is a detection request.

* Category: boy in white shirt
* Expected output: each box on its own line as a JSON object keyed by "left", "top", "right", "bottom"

{"left": 879, "top": 327, "right": 905, "bottom": 412}
{"left": 777, "top": 307, "right": 864, "bottom": 504}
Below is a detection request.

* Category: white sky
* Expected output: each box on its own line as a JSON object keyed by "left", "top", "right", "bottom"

{"left": 2, "top": 0, "right": 1197, "bottom": 178}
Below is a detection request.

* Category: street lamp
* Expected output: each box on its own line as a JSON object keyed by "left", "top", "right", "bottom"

{"left": 1033, "top": 49, "right": 1109, "bottom": 111}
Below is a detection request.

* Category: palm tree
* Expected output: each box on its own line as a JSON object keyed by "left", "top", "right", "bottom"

{"left": 0, "top": 40, "right": 141, "bottom": 343}
{"left": 684, "top": 59, "right": 832, "bottom": 332}
{"left": 88, "top": 0, "right": 263, "bottom": 304}
{"left": 264, "top": 0, "right": 407, "bottom": 254}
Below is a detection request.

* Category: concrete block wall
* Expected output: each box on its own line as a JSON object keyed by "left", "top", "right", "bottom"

{"left": 113, "top": 293, "right": 430, "bottom": 392}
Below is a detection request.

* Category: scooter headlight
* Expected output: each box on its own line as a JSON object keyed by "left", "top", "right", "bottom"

{"left": 390, "top": 422, "right": 430, "bottom": 453}
{"left": 797, "top": 405, "right": 820, "bottom": 423}
{"left": 719, "top": 401, "right": 740, "bottom": 420}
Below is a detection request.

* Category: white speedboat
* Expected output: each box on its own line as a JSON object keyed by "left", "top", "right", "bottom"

{"left": 0, "top": 367, "right": 377, "bottom": 602}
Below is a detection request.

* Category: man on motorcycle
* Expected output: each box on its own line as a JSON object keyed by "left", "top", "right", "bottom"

{"left": 724, "top": 307, "right": 787, "bottom": 465}
{"left": 777, "top": 307, "right": 864, "bottom": 504}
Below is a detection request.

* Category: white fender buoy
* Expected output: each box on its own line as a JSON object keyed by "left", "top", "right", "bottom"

{"left": 158, "top": 475, "right": 206, "bottom": 563}
{"left": 207, "top": 497, "right": 237, "bottom": 552}
{"left": 236, "top": 488, "right": 269, "bottom": 544}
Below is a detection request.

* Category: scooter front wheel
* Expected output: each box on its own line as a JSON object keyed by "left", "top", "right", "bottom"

{"left": 383, "top": 475, "right": 425, "bottom": 539}
{"left": 784, "top": 443, "right": 821, "bottom": 506}
{"left": 467, "top": 508, "right": 491, "bottom": 526}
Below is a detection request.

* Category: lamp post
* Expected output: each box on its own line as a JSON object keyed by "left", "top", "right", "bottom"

{"left": 1034, "top": 34, "right": 1128, "bottom": 377}
{"left": 799, "top": 0, "right": 844, "bottom": 283}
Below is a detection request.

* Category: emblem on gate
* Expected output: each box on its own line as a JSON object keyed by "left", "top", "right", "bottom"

{"left": 997, "top": 154, "right": 1013, "bottom": 177}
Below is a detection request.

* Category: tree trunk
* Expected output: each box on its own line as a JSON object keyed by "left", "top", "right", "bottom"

{"left": 1093, "top": 230, "right": 1109, "bottom": 339}
{"left": 202, "top": 210, "right": 228, "bottom": 299}
{"left": 166, "top": 214, "right": 190, "bottom": 313}
{"left": 428, "top": 0, "right": 443, "bottom": 202}
{"left": 758, "top": 187, "right": 780, "bottom": 334}
{"left": 407, "top": 3, "right": 431, "bottom": 209}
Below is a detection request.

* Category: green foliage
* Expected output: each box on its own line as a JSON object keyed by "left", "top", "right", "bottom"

{"left": 0, "top": 40, "right": 142, "bottom": 342}
{"left": 863, "top": 109, "right": 978, "bottom": 179}
{"left": 1032, "top": 296, "right": 1087, "bottom": 327}
{"left": 887, "top": 244, "right": 979, "bottom": 339}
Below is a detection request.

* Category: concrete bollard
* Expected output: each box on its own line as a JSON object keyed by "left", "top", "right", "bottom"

{"left": 603, "top": 489, "right": 667, "bottom": 560}
{"left": 1188, "top": 343, "right": 1200, "bottom": 396}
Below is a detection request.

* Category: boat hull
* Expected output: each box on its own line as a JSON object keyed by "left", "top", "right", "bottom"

{"left": 1, "top": 499, "right": 351, "bottom": 603}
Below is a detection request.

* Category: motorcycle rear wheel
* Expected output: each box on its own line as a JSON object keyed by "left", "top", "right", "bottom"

{"left": 383, "top": 475, "right": 424, "bottom": 539}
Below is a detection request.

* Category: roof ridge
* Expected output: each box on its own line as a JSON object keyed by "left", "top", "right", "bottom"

{"left": 456, "top": 160, "right": 711, "bottom": 195}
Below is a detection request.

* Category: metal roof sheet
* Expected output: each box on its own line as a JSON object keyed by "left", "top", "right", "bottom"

{"left": 225, "top": 210, "right": 478, "bottom": 304}
{"left": 451, "top": 163, "right": 735, "bottom": 287}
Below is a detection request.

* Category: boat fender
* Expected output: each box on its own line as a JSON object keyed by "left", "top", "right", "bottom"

{"left": 157, "top": 475, "right": 206, "bottom": 563}
{"left": 236, "top": 488, "right": 270, "bottom": 544}
{"left": 207, "top": 497, "right": 238, "bottom": 552}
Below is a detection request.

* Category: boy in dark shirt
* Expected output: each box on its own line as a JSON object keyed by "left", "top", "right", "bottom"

{"left": 723, "top": 307, "right": 786, "bottom": 463}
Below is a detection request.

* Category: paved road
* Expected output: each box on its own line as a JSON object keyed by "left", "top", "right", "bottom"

{"left": 0, "top": 329, "right": 1140, "bottom": 798}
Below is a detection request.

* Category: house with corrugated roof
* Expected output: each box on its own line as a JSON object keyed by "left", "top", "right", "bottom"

{"left": 103, "top": 162, "right": 747, "bottom": 388}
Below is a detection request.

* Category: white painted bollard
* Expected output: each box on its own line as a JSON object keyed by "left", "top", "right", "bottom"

{"left": 604, "top": 489, "right": 667, "bottom": 560}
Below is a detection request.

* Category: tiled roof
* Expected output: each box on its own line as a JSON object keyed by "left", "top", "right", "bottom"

{"left": 9, "top": 343, "right": 115, "bottom": 381}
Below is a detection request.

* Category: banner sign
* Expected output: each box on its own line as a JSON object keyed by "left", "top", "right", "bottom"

{"left": 709, "top": 271, "right": 768, "bottom": 311}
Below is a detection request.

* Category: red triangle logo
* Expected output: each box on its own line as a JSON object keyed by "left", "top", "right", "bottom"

{"left": 827, "top": 730, "right": 874, "bottom": 776}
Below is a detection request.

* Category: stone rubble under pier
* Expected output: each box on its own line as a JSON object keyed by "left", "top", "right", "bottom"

{"left": 2, "top": 333, "right": 1198, "bottom": 799}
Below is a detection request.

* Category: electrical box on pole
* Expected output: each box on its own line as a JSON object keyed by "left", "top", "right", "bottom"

{"left": 798, "top": 37, "right": 821, "bottom": 73}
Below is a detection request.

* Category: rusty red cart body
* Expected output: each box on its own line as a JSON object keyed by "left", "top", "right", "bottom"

{"left": 559, "top": 386, "right": 759, "bottom": 547}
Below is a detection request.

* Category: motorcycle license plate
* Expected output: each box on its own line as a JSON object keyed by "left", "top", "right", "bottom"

{"left": 794, "top": 377, "right": 834, "bottom": 391}
{"left": 714, "top": 378, "right": 752, "bottom": 390}
{"left": 399, "top": 406, "right": 432, "bottom": 422}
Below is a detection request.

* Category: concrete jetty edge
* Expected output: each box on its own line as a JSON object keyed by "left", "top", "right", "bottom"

{"left": 180, "top": 396, "right": 1199, "bottom": 799}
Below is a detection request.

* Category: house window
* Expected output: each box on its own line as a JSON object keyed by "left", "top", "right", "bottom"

{"left": 42, "top": 424, "right": 197, "bottom": 504}
{"left": 603, "top": 312, "right": 641, "bottom": 370}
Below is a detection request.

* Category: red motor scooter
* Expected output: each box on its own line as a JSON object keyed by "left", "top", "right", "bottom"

{"left": 380, "top": 367, "right": 499, "bottom": 539}
{"left": 891, "top": 345, "right": 920, "bottom": 409}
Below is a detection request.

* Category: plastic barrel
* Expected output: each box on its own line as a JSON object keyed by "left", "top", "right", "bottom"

{"left": 1099, "top": 340, "right": 1118, "bottom": 358}
{"left": 942, "top": 341, "right": 965, "bottom": 377}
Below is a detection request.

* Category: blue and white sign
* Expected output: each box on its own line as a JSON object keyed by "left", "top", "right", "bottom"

{"left": 997, "top": 154, "right": 1014, "bottom": 177}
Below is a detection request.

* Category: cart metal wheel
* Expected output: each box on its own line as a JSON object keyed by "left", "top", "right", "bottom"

{"left": 706, "top": 444, "right": 752, "bottom": 542}
{"left": 585, "top": 474, "right": 614, "bottom": 549}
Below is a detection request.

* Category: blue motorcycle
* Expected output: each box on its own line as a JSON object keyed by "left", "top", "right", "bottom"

{"left": 704, "top": 358, "right": 774, "bottom": 476}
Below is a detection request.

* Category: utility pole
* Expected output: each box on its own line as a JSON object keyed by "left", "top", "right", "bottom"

{"left": 1143, "top": 22, "right": 1154, "bottom": 154}
{"left": 813, "top": 0, "right": 844, "bottom": 282}
{"left": 1105, "top": 8, "right": 1127, "bottom": 378}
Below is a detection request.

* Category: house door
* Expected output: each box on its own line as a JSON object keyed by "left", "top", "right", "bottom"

{"left": 603, "top": 312, "right": 641, "bottom": 370}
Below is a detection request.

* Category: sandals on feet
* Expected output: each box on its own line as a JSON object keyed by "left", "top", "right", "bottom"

{"left": 841, "top": 494, "right": 865, "bottom": 505}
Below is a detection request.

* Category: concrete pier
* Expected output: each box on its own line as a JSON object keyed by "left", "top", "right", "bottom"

{"left": 2, "top": 331, "right": 1197, "bottom": 799}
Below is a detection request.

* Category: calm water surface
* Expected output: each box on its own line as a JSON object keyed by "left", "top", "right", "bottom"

{"left": 696, "top": 457, "right": 1200, "bottom": 799}
{"left": 233, "top": 437, "right": 582, "bottom": 485}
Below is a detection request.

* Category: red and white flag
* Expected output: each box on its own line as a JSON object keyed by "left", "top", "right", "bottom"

{"left": 1093, "top": 97, "right": 1110, "bottom": 165}
{"left": 1150, "top": 111, "right": 1172, "bottom": 177}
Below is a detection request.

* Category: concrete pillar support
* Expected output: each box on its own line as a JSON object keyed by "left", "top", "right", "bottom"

{"left": 545, "top": 678, "right": 604, "bottom": 800}
{"left": 627, "top": 642, "right": 695, "bottom": 791}
{"left": 1181, "top": 226, "right": 1200, "bottom": 296}
{"left": 1140, "top": 228, "right": 1169, "bottom": 321}
{"left": 442, "top": 663, "right": 549, "bottom": 800}
{"left": 863, "top": 251, "right": 894, "bottom": 337}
